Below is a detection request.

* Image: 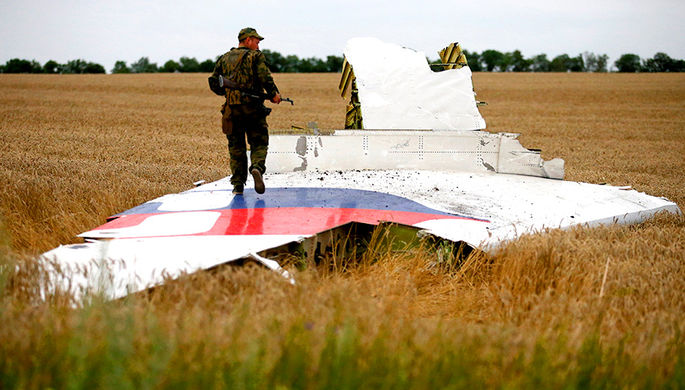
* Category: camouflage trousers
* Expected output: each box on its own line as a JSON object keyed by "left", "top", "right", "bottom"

{"left": 223, "top": 104, "right": 269, "bottom": 186}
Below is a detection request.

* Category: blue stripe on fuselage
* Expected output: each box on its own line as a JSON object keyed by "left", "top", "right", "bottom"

{"left": 113, "top": 187, "right": 483, "bottom": 221}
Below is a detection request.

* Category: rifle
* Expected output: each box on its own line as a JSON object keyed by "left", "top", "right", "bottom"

{"left": 219, "top": 75, "right": 294, "bottom": 105}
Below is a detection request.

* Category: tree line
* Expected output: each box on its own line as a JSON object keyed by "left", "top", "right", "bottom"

{"left": 446, "top": 50, "right": 685, "bottom": 73}
{"left": 108, "top": 51, "right": 344, "bottom": 74}
{"left": 0, "top": 58, "right": 106, "bottom": 74}
{"left": 2, "top": 50, "right": 683, "bottom": 74}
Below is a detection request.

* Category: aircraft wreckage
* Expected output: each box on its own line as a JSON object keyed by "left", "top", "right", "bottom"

{"left": 42, "top": 37, "right": 680, "bottom": 300}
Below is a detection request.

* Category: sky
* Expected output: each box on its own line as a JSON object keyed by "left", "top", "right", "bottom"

{"left": 1, "top": 0, "right": 684, "bottom": 72}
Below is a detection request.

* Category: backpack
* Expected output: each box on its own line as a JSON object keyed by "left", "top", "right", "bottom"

{"left": 208, "top": 50, "right": 249, "bottom": 97}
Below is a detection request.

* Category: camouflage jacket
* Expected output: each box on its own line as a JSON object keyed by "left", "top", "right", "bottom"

{"left": 212, "top": 47, "right": 279, "bottom": 106}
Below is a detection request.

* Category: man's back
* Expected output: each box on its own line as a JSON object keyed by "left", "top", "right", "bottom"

{"left": 214, "top": 47, "right": 278, "bottom": 106}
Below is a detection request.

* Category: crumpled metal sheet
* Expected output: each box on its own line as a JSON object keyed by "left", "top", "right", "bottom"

{"left": 343, "top": 37, "right": 486, "bottom": 130}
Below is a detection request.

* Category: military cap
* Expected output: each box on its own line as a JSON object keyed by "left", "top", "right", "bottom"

{"left": 238, "top": 27, "right": 264, "bottom": 41}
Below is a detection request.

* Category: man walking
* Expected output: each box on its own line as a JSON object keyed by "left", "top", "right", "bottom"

{"left": 212, "top": 27, "right": 281, "bottom": 195}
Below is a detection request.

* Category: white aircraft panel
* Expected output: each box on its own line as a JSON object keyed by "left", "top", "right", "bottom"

{"left": 42, "top": 235, "right": 302, "bottom": 300}
{"left": 268, "top": 131, "right": 563, "bottom": 179}
{"left": 263, "top": 170, "right": 680, "bottom": 249}
{"left": 41, "top": 170, "right": 680, "bottom": 302}
{"left": 81, "top": 211, "right": 220, "bottom": 239}
{"left": 343, "top": 37, "right": 486, "bottom": 130}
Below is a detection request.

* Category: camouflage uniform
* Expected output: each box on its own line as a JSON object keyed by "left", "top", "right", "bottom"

{"left": 212, "top": 36, "right": 279, "bottom": 190}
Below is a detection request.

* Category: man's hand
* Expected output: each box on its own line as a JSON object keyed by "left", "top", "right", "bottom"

{"left": 271, "top": 93, "right": 282, "bottom": 104}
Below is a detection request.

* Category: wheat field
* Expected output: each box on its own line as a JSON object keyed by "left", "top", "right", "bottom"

{"left": 0, "top": 72, "right": 683, "bottom": 389}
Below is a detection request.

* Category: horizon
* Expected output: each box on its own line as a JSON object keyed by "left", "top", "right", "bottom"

{"left": 1, "top": 1, "right": 684, "bottom": 73}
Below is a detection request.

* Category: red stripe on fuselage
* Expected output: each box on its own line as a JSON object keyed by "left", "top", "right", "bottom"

{"left": 92, "top": 207, "right": 483, "bottom": 237}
